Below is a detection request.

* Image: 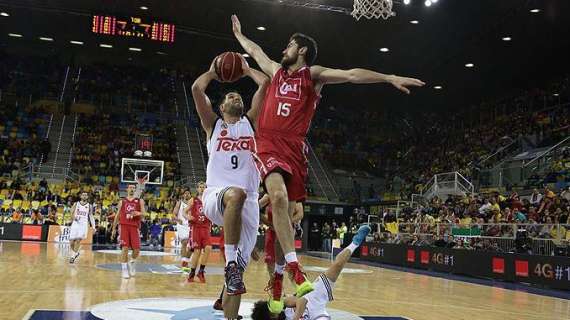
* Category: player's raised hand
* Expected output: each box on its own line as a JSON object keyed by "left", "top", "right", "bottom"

{"left": 388, "top": 75, "right": 425, "bottom": 94}
{"left": 208, "top": 57, "right": 220, "bottom": 81}
{"left": 240, "top": 54, "right": 250, "bottom": 77}
{"left": 231, "top": 15, "right": 242, "bottom": 35}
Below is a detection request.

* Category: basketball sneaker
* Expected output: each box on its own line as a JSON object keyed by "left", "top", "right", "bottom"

{"left": 267, "top": 297, "right": 285, "bottom": 314}
{"left": 197, "top": 271, "right": 206, "bottom": 283}
{"left": 187, "top": 273, "right": 195, "bottom": 283}
{"left": 352, "top": 224, "right": 372, "bottom": 246}
{"left": 224, "top": 262, "right": 246, "bottom": 295}
{"left": 69, "top": 251, "right": 80, "bottom": 264}
{"left": 270, "top": 273, "right": 283, "bottom": 301}
{"left": 285, "top": 261, "right": 314, "bottom": 297}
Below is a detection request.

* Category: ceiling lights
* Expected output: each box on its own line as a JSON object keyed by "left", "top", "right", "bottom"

{"left": 502, "top": 36, "right": 512, "bottom": 41}
{"left": 256, "top": 26, "right": 266, "bottom": 31}
{"left": 70, "top": 41, "right": 84, "bottom": 45}
{"left": 99, "top": 44, "right": 113, "bottom": 48}
{"left": 380, "top": 47, "right": 389, "bottom": 52}
{"left": 410, "top": 20, "right": 419, "bottom": 24}
{"left": 465, "top": 63, "right": 474, "bottom": 68}
{"left": 129, "top": 47, "right": 142, "bottom": 52}
{"left": 0, "top": 12, "right": 9, "bottom": 17}
{"left": 8, "top": 33, "right": 22, "bottom": 37}
{"left": 39, "top": 37, "right": 54, "bottom": 41}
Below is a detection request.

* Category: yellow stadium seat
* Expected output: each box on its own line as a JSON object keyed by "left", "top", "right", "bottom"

{"left": 1, "top": 199, "right": 12, "bottom": 209}
{"left": 40, "top": 200, "right": 49, "bottom": 207}
{"left": 0, "top": 194, "right": 5, "bottom": 201}
{"left": 102, "top": 200, "right": 111, "bottom": 209}
{"left": 92, "top": 176, "right": 99, "bottom": 183}
{"left": 106, "top": 176, "right": 113, "bottom": 183}
{"left": 31, "top": 201, "right": 40, "bottom": 210}
{"left": 22, "top": 201, "right": 31, "bottom": 211}
{"left": 112, "top": 177, "right": 120, "bottom": 184}
{"left": 12, "top": 200, "right": 22, "bottom": 209}
{"left": 23, "top": 216, "right": 32, "bottom": 224}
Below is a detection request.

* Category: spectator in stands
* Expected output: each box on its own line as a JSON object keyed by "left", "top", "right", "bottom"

{"left": 530, "top": 189, "right": 543, "bottom": 207}
{"left": 322, "top": 222, "right": 332, "bottom": 252}
{"left": 337, "top": 222, "right": 348, "bottom": 246}
{"left": 31, "top": 209, "right": 43, "bottom": 225}
{"left": 150, "top": 219, "right": 162, "bottom": 248}
{"left": 310, "top": 222, "right": 321, "bottom": 251}
{"left": 11, "top": 208, "right": 22, "bottom": 223}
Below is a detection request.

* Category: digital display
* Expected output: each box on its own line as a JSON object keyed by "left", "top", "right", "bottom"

{"left": 92, "top": 15, "right": 175, "bottom": 43}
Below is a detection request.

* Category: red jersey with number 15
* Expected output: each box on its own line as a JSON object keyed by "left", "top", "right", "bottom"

{"left": 191, "top": 197, "right": 210, "bottom": 229}
{"left": 258, "top": 67, "right": 320, "bottom": 138}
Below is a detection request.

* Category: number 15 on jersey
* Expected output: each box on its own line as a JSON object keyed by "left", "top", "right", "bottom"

{"left": 277, "top": 102, "right": 291, "bottom": 117}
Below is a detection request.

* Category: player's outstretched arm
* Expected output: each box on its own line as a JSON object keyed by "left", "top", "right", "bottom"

{"left": 311, "top": 65, "right": 425, "bottom": 94}
{"left": 292, "top": 297, "right": 308, "bottom": 319}
{"left": 191, "top": 60, "right": 219, "bottom": 137}
{"left": 243, "top": 58, "right": 269, "bottom": 126}
{"left": 231, "top": 14, "right": 280, "bottom": 77}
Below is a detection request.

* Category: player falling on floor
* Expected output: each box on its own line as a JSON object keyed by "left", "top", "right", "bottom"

{"left": 251, "top": 224, "right": 371, "bottom": 320}
{"left": 191, "top": 55, "right": 268, "bottom": 319}
{"left": 111, "top": 184, "right": 146, "bottom": 279}
{"left": 187, "top": 181, "right": 212, "bottom": 283}
{"left": 68, "top": 191, "right": 96, "bottom": 264}
{"left": 172, "top": 187, "right": 193, "bottom": 270}
{"left": 232, "top": 14, "right": 425, "bottom": 312}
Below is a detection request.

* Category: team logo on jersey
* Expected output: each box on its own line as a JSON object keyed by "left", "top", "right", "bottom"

{"left": 215, "top": 136, "right": 253, "bottom": 152}
{"left": 126, "top": 204, "right": 136, "bottom": 212}
{"left": 220, "top": 129, "right": 228, "bottom": 137}
{"left": 277, "top": 77, "right": 302, "bottom": 100}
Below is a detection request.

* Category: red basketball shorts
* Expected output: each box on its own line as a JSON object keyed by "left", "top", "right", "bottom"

{"left": 192, "top": 227, "right": 212, "bottom": 249}
{"left": 120, "top": 224, "right": 140, "bottom": 250}
{"left": 254, "top": 134, "right": 308, "bottom": 202}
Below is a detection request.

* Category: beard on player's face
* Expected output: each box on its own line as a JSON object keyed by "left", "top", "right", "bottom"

{"left": 281, "top": 52, "right": 298, "bottom": 68}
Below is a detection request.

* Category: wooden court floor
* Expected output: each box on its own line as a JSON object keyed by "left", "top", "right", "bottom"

{"left": 0, "top": 240, "right": 569, "bottom": 320}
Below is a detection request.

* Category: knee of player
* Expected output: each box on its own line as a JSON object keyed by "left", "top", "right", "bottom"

{"left": 269, "top": 190, "right": 288, "bottom": 207}
{"left": 226, "top": 187, "right": 247, "bottom": 205}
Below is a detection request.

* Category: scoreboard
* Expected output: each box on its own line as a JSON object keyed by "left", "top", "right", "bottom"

{"left": 92, "top": 15, "right": 175, "bottom": 43}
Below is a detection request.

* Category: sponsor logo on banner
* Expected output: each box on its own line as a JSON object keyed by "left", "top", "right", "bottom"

{"left": 22, "top": 225, "right": 42, "bottom": 240}
{"left": 420, "top": 251, "right": 430, "bottom": 264}
{"left": 164, "top": 231, "right": 180, "bottom": 248}
{"left": 47, "top": 225, "right": 92, "bottom": 244}
{"left": 407, "top": 249, "right": 415, "bottom": 262}
{"left": 492, "top": 257, "right": 505, "bottom": 274}
{"left": 515, "top": 260, "right": 529, "bottom": 277}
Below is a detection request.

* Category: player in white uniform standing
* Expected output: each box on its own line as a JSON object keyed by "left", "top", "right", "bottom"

{"left": 251, "top": 224, "right": 371, "bottom": 320}
{"left": 69, "top": 191, "right": 95, "bottom": 264}
{"left": 191, "top": 55, "right": 268, "bottom": 319}
{"left": 171, "top": 188, "right": 192, "bottom": 269}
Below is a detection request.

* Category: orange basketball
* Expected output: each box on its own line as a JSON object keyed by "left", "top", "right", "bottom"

{"left": 215, "top": 52, "right": 244, "bottom": 82}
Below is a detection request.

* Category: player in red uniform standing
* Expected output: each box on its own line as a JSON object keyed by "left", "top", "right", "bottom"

{"left": 232, "top": 14, "right": 424, "bottom": 312}
{"left": 187, "top": 181, "right": 212, "bottom": 283}
{"left": 111, "top": 184, "right": 146, "bottom": 279}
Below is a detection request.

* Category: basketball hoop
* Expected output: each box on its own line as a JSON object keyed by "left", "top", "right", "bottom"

{"left": 352, "top": 0, "right": 396, "bottom": 20}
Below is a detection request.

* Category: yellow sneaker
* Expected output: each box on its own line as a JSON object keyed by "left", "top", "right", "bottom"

{"left": 267, "top": 298, "right": 284, "bottom": 314}
{"left": 295, "top": 280, "right": 315, "bottom": 297}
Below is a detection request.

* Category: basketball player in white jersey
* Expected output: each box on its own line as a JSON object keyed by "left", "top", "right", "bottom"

{"left": 171, "top": 188, "right": 193, "bottom": 269}
{"left": 69, "top": 191, "right": 95, "bottom": 264}
{"left": 191, "top": 55, "right": 268, "bottom": 319}
{"left": 251, "top": 224, "right": 371, "bottom": 320}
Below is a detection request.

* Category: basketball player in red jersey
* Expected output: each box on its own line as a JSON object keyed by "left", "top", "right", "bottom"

{"left": 232, "top": 14, "right": 424, "bottom": 311}
{"left": 111, "top": 184, "right": 146, "bottom": 279}
{"left": 187, "top": 181, "right": 212, "bottom": 283}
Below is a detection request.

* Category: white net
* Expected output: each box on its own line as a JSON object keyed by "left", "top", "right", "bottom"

{"left": 135, "top": 177, "right": 147, "bottom": 199}
{"left": 352, "top": 0, "right": 396, "bottom": 20}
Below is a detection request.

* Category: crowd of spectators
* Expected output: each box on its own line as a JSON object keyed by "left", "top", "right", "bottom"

{"left": 310, "top": 77, "right": 570, "bottom": 201}
{"left": 370, "top": 186, "right": 570, "bottom": 254}
{"left": 72, "top": 112, "right": 180, "bottom": 184}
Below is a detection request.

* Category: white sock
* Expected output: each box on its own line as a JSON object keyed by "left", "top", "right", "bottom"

{"left": 284, "top": 252, "right": 298, "bottom": 264}
{"left": 225, "top": 245, "right": 237, "bottom": 265}
{"left": 274, "top": 263, "right": 285, "bottom": 275}
{"left": 121, "top": 263, "right": 128, "bottom": 272}
{"left": 346, "top": 243, "right": 358, "bottom": 254}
